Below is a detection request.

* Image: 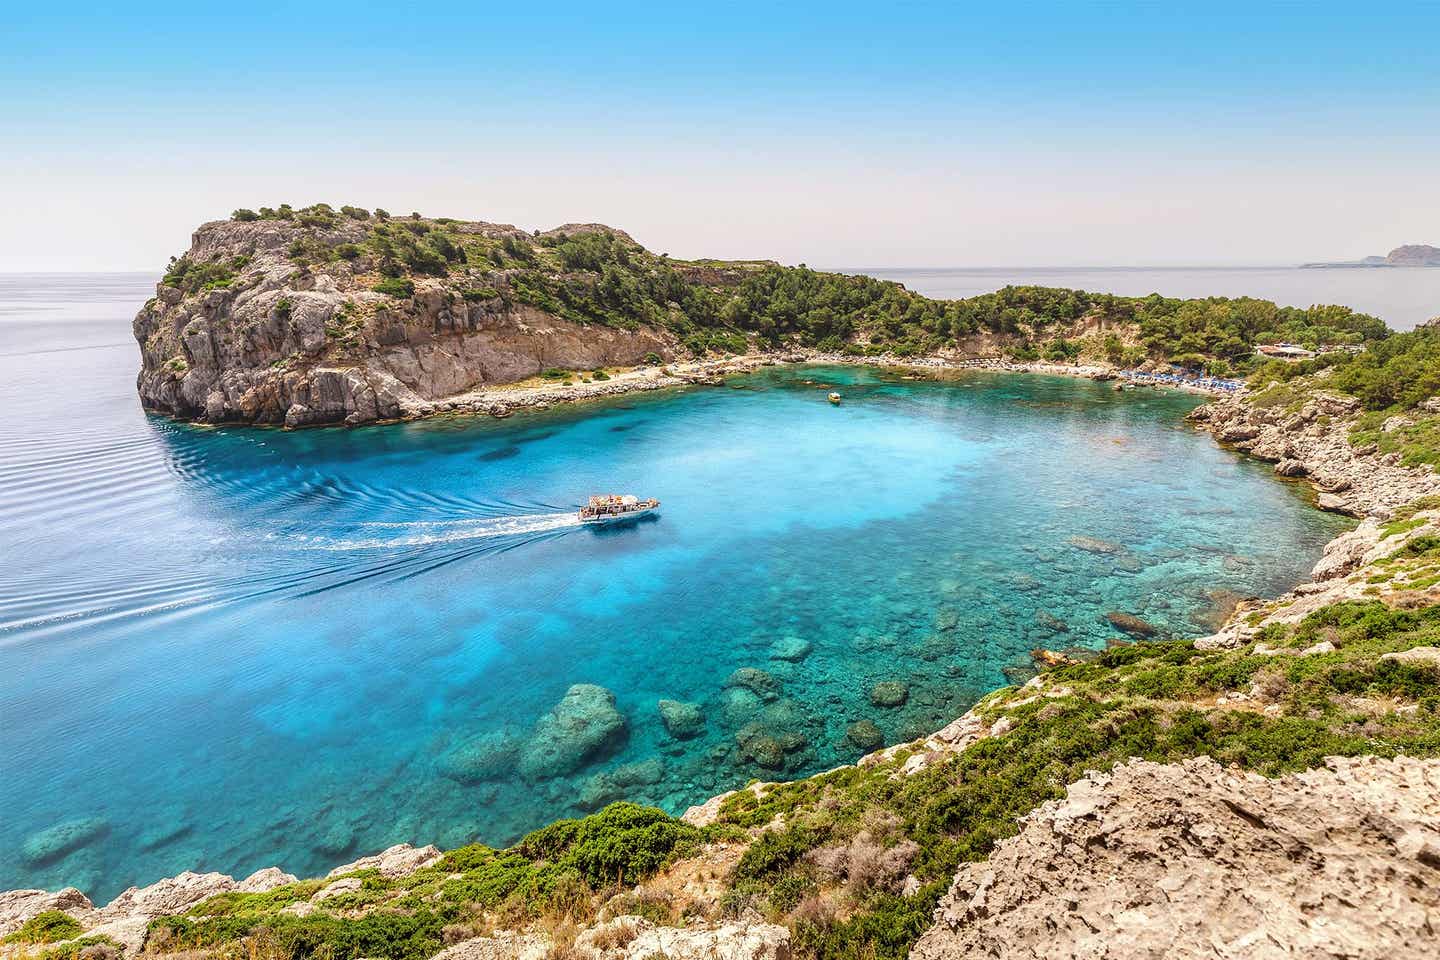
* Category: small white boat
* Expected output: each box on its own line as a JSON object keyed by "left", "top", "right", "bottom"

{"left": 580, "top": 494, "right": 661, "bottom": 525}
{"left": 828, "top": 392, "right": 842, "bottom": 404}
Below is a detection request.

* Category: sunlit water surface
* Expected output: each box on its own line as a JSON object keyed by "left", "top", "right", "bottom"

{"left": 0, "top": 274, "right": 1351, "bottom": 900}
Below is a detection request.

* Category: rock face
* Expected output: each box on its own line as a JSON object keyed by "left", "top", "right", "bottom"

{"left": 518, "top": 684, "right": 627, "bottom": 780}
{"left": 913, "top": 755, "right": 1440, "bottom": 960}
{"left": 574, "top": 915, "right": 791, "bottom": 959}
{"left": 326, "top": 842, "right": 442, "bottom": 878}
{"left": 134, "top": 218, "right": 679, "bottom": 426}
{"left": 1190, "top": 389, "right": 1440, "bottom": 517}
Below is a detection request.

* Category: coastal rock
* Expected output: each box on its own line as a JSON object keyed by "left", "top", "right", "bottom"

{"left": 1311, "top": 520, "right": 1381, "bottom": 581}
{"left": 724, "top": 667, "right": 782, "bottom": 702}
{"left": 1274, "top": 458, "right": 1307, "bottom": 477}
{"left": 433, "top": 932, "right": 549, "bottom": 960}
{"left": 1105, "top": 611, "right": 1158, "bottom": 637}
{"left": 913, "top": 755, "right": 1440, "bottom": 960}
{"left": 313, "top": 877, "right": 362, "bottom": 901}
{"left": 1066, "top": 535, "right": 1123, "bottom": 555}
{"left": 735, "top": 725, "right": 786, "bottom": 770}
{"left": 868, "top": 681, "right": 909, "bottom": 708}
{"left": 327, "top": 844, "right": 442, "bottom": 879}
{"left": 1379, "top": 646, "right": 1440, "bottom": 667}
{"left": 518, "top": 684, "right": 627, "bottom": 780}
{"left": 1033, "top": 610, "right": 1069, "bottom": 634}
{"left": 578, "top": 759, "right": 665, "bottom": 810}
{"left": 0, "top": 888, "right": 95, "bottom": 938}
{"left": 20, "top": 817, "right": 110, "bottom": 867}
{"left": 768, "top": 636, "right": 812, "bottom": 662}
{"left": 657, "top": 699, "right": 706, "bottom": 740}
{"left": 846, "top": 720, "right": 885, "bottom": 751}
{"left": 438, "top": 731, "right": 519, "bottom": 784}
{"left": 573, "top": 915, "right": 791, "bottom": 959}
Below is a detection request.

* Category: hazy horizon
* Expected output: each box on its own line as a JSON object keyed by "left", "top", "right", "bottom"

{"left": 4, "top": 2, "right": 1439, "bottom": 272}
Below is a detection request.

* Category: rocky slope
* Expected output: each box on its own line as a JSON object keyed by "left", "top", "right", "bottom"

{"left": 913, "top": 755, "right": 1440, "bottom": 959}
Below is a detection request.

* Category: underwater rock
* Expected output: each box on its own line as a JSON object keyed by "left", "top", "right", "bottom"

{"left": 869, "top": 681, "right": 910, "bottom": 708}
{"left": 313, "top": 822, "right": 355, "bottom": 858}
{"left": 935, "top": 608, "right": 961, "bottom": 632}
{"left": 735, "top": 725, "right": 785, "bottom": 770}
{"left": 1067, "top": 535, "right": 1124, "bottom": 555}
{"left": 1190, "top": 589, "right": 1249, "bottom": 632}
{"left": 847, "top": 720, "right": 884, "bottom": 751}
{"left": 20, "top": 817, "right": 110, "bottom": 867}
{"left": 768, "top": 636, "right": 812, "bottom": 662}
{"left": 438, "top": 731, "right": 519, "bottom": 784}
{"left": 657, "top": 699, "right": 706, "bottom": 740}
{"left": 724, "top": 667, "right": 782, "bottom": 702}
{"left": 519, "top": 683, "right": 627, "bottom": 780}
{"left": 579, "top": 758, "right": 666, "bottom": 810}
{"left": 719, "top": 686, "right": 763, "bottom": 726}
{"left": 1033, "top": 610, "right": 1070, "bottom": 634}
{"left": 1106, "top": 611, "right": 1159, "bottom": 638}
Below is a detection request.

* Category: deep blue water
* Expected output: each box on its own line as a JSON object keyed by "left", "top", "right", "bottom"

{"left": 0, "top": 274, "right": 1351, "bottom": 902}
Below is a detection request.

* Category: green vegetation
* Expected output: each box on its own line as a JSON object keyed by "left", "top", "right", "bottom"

{"left": 162, "top": 255, "right": 249, "bottom": 295}
{"left": 4, "top": 911, "right": 84, "bottom": 944}
{"left": 147, "top": 804, "right": 699, "bottom": 960}
{"left": 371, "top": 277, "right": 415, "bottom": 298}
{"left": 198, "top": 205, "right": 1394, "bottom": 367}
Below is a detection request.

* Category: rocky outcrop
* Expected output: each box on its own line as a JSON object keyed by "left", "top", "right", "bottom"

{"left": 913, "top": 755, "right": 1440, "bottom": 959}
{"left": 1189, "top": 388, "right": 1440, "bottom": 517}
{"left": 326, "top": 842, "right": 442, "bottom": 878}
{"left": 134, "top": 218, "right": 679, "bottom": 426}
{"left": 0, "top": 867, "right": 298, "bottom": 955}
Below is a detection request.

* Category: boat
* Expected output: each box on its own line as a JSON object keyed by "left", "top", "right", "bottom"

{"left": 828, "top": 392, "right": 842, "bottom": 404}
{"left": 579, "top": 494, "right": 661, "bottom": 525}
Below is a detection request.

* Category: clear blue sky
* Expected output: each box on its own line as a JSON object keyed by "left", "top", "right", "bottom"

{"left": 4, "top": 2, "right": 1438, "bottom": 269}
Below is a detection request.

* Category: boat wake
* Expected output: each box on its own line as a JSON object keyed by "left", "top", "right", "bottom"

{"left": 291, "top": 512, "right": 583, "bottom": 550}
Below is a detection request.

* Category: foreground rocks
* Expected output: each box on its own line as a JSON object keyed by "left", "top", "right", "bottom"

{"left": 914, "top": 755, "right": 1440, "bottom": 959}
{"left": 0, "top": 867, "right": 298, "bottom": 955}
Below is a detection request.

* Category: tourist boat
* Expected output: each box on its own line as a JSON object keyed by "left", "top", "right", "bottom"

{"left": 579, "top": 494, "right": 660, "bottom": 525}
{"left": 828, "top": 392, "right": 842, "bottom": 404}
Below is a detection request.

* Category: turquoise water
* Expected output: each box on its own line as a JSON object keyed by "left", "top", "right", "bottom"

{"left": 0, "top": 275, "right": 1351, "bottom": 902}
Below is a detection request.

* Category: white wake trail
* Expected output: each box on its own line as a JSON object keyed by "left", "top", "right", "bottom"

{"left": 293, "top": 512, "right": 582, "bottom": 550}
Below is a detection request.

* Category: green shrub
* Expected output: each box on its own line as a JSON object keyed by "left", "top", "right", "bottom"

{"left": 372, "top": 277, "right": 415, "bottom": 298}
{"left": 5, "top": 911, "right": 83, "bottom": 944}
{"left": 231, "top": 208, "right": 260, "bottom": 222}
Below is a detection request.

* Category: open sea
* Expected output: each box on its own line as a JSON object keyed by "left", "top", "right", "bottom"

{"left": 0, "top": 272, "right": 1360, "bottom": 901}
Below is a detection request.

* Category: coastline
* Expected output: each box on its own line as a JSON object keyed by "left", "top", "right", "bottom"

{"left": 340, "top": 350, "right": 1231, "bottom": 429}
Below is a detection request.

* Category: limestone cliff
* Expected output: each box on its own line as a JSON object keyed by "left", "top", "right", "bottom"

{"left": 133, "top": 217, "right": 681, "bottom": 427}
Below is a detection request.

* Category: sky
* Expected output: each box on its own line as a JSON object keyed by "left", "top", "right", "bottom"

{"left": 3, "top": 1, "right": 1439, "bottom": 271}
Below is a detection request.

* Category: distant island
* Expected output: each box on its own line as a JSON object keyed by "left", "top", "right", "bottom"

{"left": 1301, "top": 243, "right": 1440, "bottom": 268}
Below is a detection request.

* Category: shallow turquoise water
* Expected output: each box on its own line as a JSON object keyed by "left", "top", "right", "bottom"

{"left": 0, "top": 276, "right": 1351, "bottom": 901}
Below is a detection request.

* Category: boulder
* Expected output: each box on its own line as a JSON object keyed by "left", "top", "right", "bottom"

{"left": 327, "top": 844, "right": 442, "bottom": 879}
{"left": 846, "top": 720, "right": 884, "bottom": 751}
{"left": 735, "top": 724, "right": 785, "bottom": 770}
{"left": 575, "top": 915, "right": 791, "bottom": 959}
{"left": 1105, "top": 611, "right": 1158, "bottom": 637}
{"left": 1066, "top": 536, "right": 1123, "bottom": 555}
{"left": 0, "top": 888, "right": 95, "bottom": 938}
{"left": 657, "top": 699, "right": 706, "bottom": 740}
{"left": 518, "top": 684, "right": 627, "bottom": 780}
{"left": 578, "top": 759, "right": 666, "bottom": 810}
{"left": 768, "top": 636, "right": 813, "bottom": 662}
{"left": 724, "top": 667, "right": 782, "bottom": 702}
{"left": 868, "top": 681, "right": 910, "bottom": 708}
{"left": 1379, "top": 646, "right": 1440, "bottom": 667}
{"left": 1274, "top": 458, "right": 1308, "bottom": 477}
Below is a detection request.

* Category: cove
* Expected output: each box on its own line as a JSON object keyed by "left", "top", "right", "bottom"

{"left": 0, "top": 363, "right": 1351, "bottom": 901}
